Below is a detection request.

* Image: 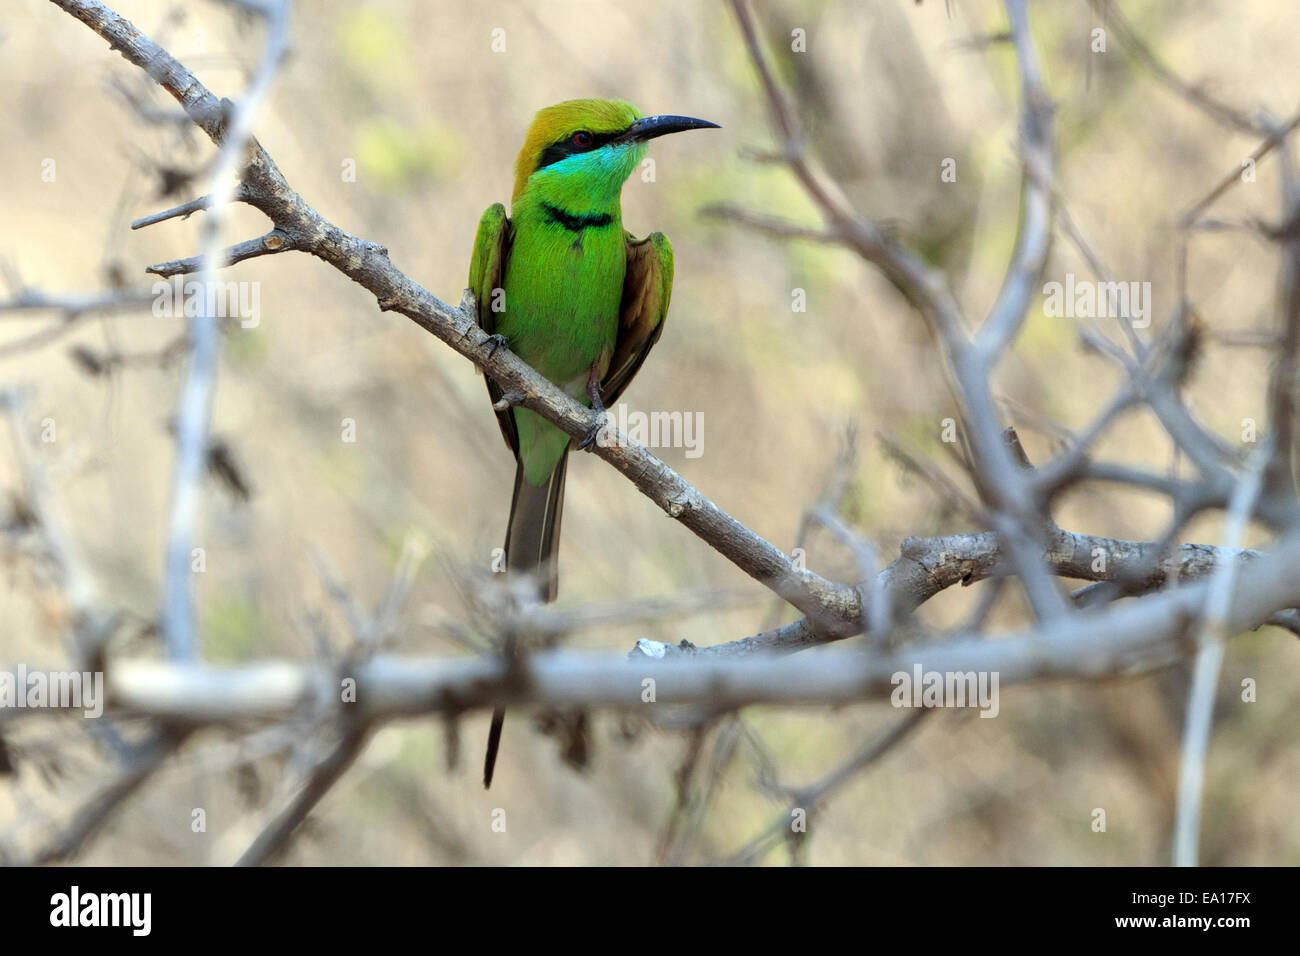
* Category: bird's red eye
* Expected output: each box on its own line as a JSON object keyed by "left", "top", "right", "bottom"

{"left": 571, "top": 130, "right": 593, "bottom": 148}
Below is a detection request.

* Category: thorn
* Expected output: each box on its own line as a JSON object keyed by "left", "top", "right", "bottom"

{"left": 1002, "top": 427, "right": 1033, "bottom": 469}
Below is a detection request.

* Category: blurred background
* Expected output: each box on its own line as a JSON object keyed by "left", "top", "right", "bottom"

{"left": 1, "top": 0, "right": 1297, "bottom": 864}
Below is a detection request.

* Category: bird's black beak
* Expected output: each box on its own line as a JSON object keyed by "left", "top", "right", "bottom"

{"left": 618, "top": 114, "right": 721, "bottom": 145}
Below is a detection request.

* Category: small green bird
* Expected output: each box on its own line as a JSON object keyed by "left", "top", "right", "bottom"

{"left": 469, "top": 98, "right": 718, "bottom": 788}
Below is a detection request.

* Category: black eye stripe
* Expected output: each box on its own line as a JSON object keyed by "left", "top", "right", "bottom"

{"left": 535, "top": 129, "right": 624, "bottom": 171}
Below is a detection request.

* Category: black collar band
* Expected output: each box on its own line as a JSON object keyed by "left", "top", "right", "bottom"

{"left": 542, "top": 203, "right": 614, "bottom": 232}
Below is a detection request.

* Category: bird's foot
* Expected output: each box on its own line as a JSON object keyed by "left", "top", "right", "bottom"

{"left": 483, "top": 334, "right": 509, "bottom": 358}
{"left": 579, "top": 376, "right": 607, "bottom": 451}
{"left": 578, "top": 417, "right": 607, "bottom": 451}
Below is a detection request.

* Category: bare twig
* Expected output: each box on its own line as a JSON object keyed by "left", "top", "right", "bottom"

{"left": 157, "top": 0, "right": 290, "bottom": 661}
{"left": 722, "top": 711, "right": 930, "bottom": 865}
{"left": 1174, "top": 444, "right": 1270, "bottom": 866}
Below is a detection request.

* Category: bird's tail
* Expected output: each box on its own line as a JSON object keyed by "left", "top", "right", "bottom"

{"left": 483, "top": 452, "right": 568, "bottom": 788}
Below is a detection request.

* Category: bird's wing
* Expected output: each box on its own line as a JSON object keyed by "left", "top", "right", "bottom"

{"left": 601, "top": 231, "right": 674, "bottom": 407}
{"left": 469, "top": 203, "right": 518, "bottom": 454}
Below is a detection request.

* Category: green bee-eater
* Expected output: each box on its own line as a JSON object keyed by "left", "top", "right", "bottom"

{"left": 469, "top": 98, "right": 718, "bottom": 787}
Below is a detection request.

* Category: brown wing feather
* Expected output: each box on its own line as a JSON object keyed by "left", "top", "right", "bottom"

{"left": 471, "top": 205, "right": 519, "bottom": 454}
{"left": 601, "top": 232, "right": 672, "bottom": 407}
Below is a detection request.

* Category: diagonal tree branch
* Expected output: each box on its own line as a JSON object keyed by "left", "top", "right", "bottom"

{"left": 48, "top": 0, "right": 864, "bottom": 636}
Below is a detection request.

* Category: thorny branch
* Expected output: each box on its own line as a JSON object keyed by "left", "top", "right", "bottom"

{"left": 1, "top": 0, "right": 1297, "bottom": 865}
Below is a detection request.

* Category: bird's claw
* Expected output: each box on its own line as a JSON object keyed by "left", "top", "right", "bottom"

{"left": 580, "top": 374, "right": 608, "bottom": 451}
{"left": 483, "top": 334, "right": 509, "bottom": 358}
{"left": 578, "top": 415, "right": 607, "bottom": 451}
